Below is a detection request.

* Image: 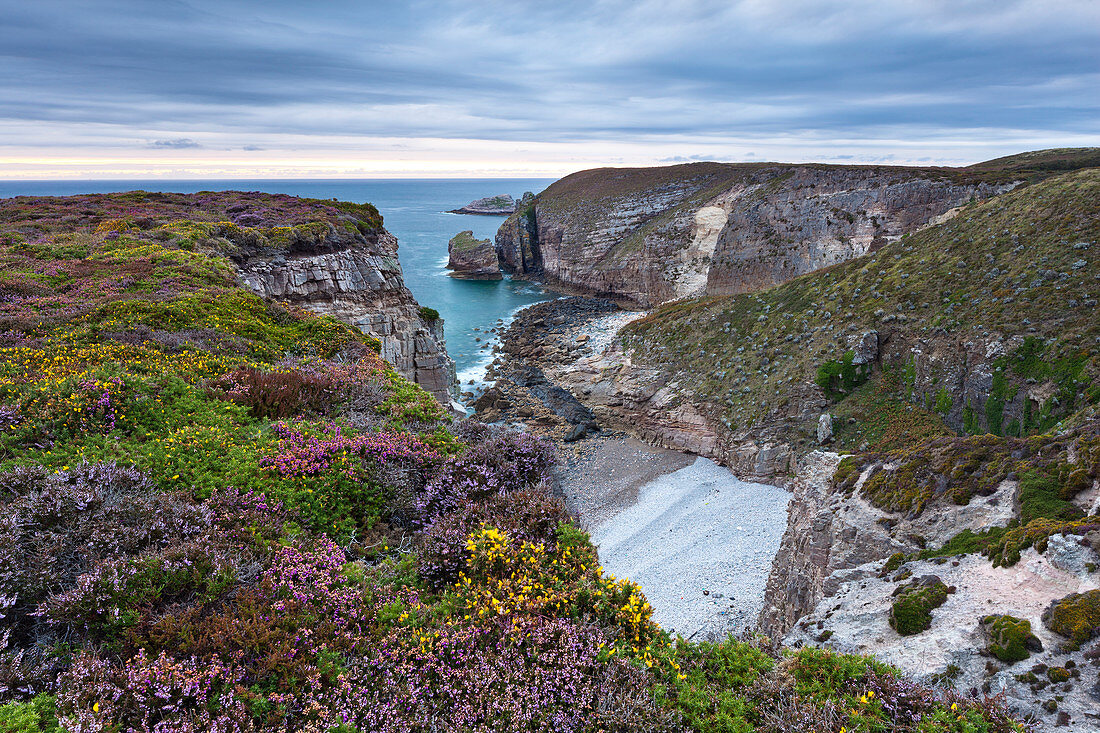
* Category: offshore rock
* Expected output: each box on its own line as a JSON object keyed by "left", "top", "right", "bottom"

{"left": 447, "top": 231, "right": 502, "bottom": 280}
{"left": 449, "top": 194, "right": 515, "bottom": 216}
{"left": 236, "top": 226, "right": 457, "bottom": 405}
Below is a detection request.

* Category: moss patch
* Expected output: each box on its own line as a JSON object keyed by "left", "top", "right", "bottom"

{"left": 1043, "top": 589, "right": 1100, "bottom": 651}
{"left": 982, "top": 614, "right": 1042, "bottom": 663}
{"left": 889, "top": 578, "right": 951, "bottom": 635}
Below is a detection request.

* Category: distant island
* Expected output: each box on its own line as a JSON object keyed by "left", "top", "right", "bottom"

{"left": 448, "top": 194, "right": 515, "bottom": 215}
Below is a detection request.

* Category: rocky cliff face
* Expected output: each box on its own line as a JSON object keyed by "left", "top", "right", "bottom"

{"left": 236, "top": 225, "right": 456, "bottom": 406}
{"left": 447, "top": 231, "right": 502, "bottom": 280}
{"left": 768, "top": 446, "right": 1100, "bottom": 731}
{"left": 495, "top": 162, "right": 1016, "bottom": 306}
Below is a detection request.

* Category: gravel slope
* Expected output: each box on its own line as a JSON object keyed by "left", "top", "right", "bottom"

{"left": 587, "top": 456, "right": 791, "bottom": 640}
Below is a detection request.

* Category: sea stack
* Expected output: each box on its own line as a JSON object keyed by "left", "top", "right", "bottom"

{"left": 447, "top": 230, "right": 502, "bottom": 280}
{"left": 448, "top": 194, "right": 515, "bottom": 215}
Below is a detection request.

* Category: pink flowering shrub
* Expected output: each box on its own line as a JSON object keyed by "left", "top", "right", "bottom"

{"left": 258, "top": 422, "right": 441, "bottom": 537}
{"left": 418, "top": 488, "right": 570, "bottom": 590}
{"left": 38, "top": 541, "right": 237, "bottom": 639}
{"left": 59, "top": 650, "right": 251, "bottom": 733}
{"left": 0, "top": 463, "right": 209, "bottom": 644}
{"left": 414, "top": 430, "right": 556, "bottom": 526}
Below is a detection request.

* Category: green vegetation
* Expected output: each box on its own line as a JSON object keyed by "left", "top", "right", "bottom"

{"left": 0, "top": 695, "right": 61, "bottom": 733}
{"left": 0, "top": 191, "right": 1031, "bottom": 732}
{"left": 882, "top": 552, "right": 906, "bottom": 574}
{"left": 982, "top": 614, "right": 1041, "bottom": 663}
{"left": 815, "top": 350, "right": 871, "bottom": 399}
{"left": 889, "top": 579, "right": 951, "bottom": 635}
{"left": 1043, "top": 590, "right": 1100, "bottom": 651}
{"left": 622, "top": 168, "right": 1100, "bottom": 452}
{"left": 651, "top": 637, "right": 772, "bottom": 732}
{"left": 448, "top": 230, "right": 489, "bottom": 252}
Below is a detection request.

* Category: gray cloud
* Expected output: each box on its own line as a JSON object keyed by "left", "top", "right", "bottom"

{"left": 0, "top": 0, "right": 1097, "bottom": 158}
{"left": 149, "top": 138, "right": 202, "bottom": 149}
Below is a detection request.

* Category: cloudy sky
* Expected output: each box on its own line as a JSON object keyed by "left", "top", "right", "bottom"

{"left": 1, "top": 0, "right": 1098, "bottom": 178}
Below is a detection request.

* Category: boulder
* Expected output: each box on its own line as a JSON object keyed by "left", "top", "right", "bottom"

{"left": 847, "top": 330, "right": 879, "bottom": 365}
{"left": 817, "top": 413, "right": 833, "bottom": 444}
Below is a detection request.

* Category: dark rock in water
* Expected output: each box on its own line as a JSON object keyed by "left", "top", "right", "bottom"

{"left": 447, "top": 231, "right": 502, "bottom": 280}
{"left": 449, "top": 194, "right": 515, "bottom": 216}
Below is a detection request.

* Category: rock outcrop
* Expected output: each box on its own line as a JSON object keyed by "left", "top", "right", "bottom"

{"left": 495, "top": 162, "right": 1016, "bottom": 307}
{"left": 236, "top": 226, "right": 457, "bottom": 406}
{"left": 446, "top": 231, "right": 502, "bottom": 280}
{"left": 449, "top": 194, "right": 515, "bottom": 216}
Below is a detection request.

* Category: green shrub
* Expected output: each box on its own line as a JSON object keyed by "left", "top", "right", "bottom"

{"left": 1043, "top": 589, "right": 1100, "bottom": 651}
{"left": 889, "top": 579, "right": 950, "bottom": 635}
{"left": 1018, "top": 469, "right": 1083, "bottom": 525}
{"left": 981, "top": 614, "right": 1041, "bottom": 663}
{"left": 652, "top": 637, "right": 772, "bottom": 733}
{"left": 787, "top": 647, "right": 895, "bottom": 700}
{"left": 882, "top": 552, "right": 906, "bottom": 574}
{"left": 816, "top": 351, "right": 870, "bottom": 399}
{"left": 0, "top": 694, "right": 61, "bottom": 733}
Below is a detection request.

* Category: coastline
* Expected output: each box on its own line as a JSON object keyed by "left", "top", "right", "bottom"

{"left": 473, "top": 295, "right": 793, "bottom": 640}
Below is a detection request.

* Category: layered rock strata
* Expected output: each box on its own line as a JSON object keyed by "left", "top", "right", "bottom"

{"left": 447, "top": 231, "right": 502, "bottom": 280}
{"left": 236, "top": 226, "right": 456, "bottom": 406}
{"left": 496, "top": 163, "right": 1013, "bottom": 306}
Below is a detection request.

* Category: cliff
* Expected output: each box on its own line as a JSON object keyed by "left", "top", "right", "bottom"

{"left": 446, "top": 230, "right": 502, "bottom": 280}
{"left": 598, "top": 166, "right": 1100, "bottom": 472}
{"left": 495, "top": 149, "right": 1100, "bottom": 307}
{"left": 0, "top": 190, "right": 456, "bottom": 406}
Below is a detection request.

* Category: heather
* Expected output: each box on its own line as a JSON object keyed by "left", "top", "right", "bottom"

{"left": 0, "top": 192, "right": 1027, "bottom": 732}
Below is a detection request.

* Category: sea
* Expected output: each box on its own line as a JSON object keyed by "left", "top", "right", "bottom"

{"left": 0, "top": 178, "right": 558, "bottom": 386}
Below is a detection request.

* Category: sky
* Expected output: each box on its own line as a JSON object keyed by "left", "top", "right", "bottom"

{"left": 0, "top": 0, "right": 1097, "bottom": 178}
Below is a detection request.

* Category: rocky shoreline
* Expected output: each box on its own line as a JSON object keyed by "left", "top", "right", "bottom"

{"left": 470, "top": 297, "right": 623, "bottom": 442}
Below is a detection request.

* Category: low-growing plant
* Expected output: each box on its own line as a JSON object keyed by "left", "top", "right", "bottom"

{"left": 982, "top": 614, "right": 1042, "bottom": 663}
{"left": 889, "top": 578, "right": 951, "bottom": 636}
{"left": 1043, "top": 589, "right": 1100, "bottom": 651}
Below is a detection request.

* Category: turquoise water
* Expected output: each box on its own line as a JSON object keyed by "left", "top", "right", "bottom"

{"left": 0, "top": 179, "right": 556, "bottom": 381}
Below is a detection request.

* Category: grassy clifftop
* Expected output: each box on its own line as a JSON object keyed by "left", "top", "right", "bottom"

{"left": 623, "top": 167, "right": 1100, "bottom": 444}
{"left": 539, "top": 148, "right": 1100, "bottom": 213}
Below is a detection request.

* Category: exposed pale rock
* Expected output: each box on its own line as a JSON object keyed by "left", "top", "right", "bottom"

{"left": 784, "top": 550, "right": 1100, "bottom": 731}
